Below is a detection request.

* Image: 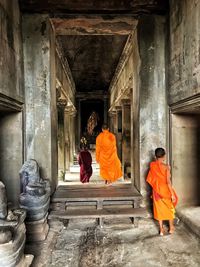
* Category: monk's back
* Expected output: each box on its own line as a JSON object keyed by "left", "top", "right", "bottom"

{"left": 96, "top": 128, "right": 122, "bottom": 182}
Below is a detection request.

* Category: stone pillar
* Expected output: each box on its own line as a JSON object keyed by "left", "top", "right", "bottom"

{"left": 103, "top": 96, "right": 108, "bottom": 124}
{"left": 57, "top": 96, "right": 68, "bottom": 180}
{"left": 137, "top": 15, "right": 167, "bottom": 200}
{"left": 108, "top": 111, "right": 116, "bottom": 133}
{"left": 23, "top": 15, "right": 58, "bottom": 192}
{"left": 116, "top": 107, "right": 122, "bottom": 161}
{"left": 121, "top": 99, "right": 131, "bottom": 179}
{"left": 64, "top": 110, "right": 71, "bottom": 171}
{"left": 71, "top": 111, "right": 77, "bottom": 164}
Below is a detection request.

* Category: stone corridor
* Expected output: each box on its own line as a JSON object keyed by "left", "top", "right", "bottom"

{"left": 31, "top": 218, "right": 200, "bottom": 267}
{"left": 1, "top": 0, "right": 200, "bottom": 266}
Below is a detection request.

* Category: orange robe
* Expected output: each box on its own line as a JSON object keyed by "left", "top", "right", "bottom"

{"left": 146, "top": 160, "right": 178, "bottom": 221}
{"left": 96, "top": 130, "right": 122, "bottom": 182}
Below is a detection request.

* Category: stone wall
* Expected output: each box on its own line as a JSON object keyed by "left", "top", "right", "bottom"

{"left": 0, "top": 0, "right": 24, "bottom": 102}
{"left": 0, "top": 0, "right": 24, "bottom": 207}
{"left": 169, "top": 0, "right": 200, "bottom": 104}
{"left": 56, "top": 52, "right": 75, "bottom": 105}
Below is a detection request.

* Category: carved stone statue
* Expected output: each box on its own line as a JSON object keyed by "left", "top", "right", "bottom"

{"left": 0, "top": 182, "right": 33, "bottom": 267}
{"left": 19, "top": 159, "right": 51, "bottom": 241}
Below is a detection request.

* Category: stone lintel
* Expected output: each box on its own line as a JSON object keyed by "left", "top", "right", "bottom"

{"left": 76, "top": 91, "right": 108, "bottom": 100}
{"left": 169, "top": 94, "right": 200, "bottom": 114}
{"left": 51, "top": 16, "right": 137, "bottom": 35}
{"left": 0, "top": 93, "right": 24, "bottom": 112}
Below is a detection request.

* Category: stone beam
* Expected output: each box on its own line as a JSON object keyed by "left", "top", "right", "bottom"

{"left": 19, "top": 0, "right": 169, "bottom": 15}
{"left": 51, "top": 16, "right": 137, "bottom": 35}
{"left": 76, "top": 91, "right": 108, "bottom": 100}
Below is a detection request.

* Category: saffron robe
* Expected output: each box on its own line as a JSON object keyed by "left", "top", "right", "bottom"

{"left": 96, "top": 130, "right": 122, "bottom": 182}
{"left": 78, "top": 150, "right": 93, "bottom": 183}
{"left": 146, "top": 160, "right": 178, "bottom": 221}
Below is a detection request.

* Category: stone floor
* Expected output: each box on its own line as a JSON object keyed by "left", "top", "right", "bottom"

{"left": 30, "top": 218, "right": 200, "bottom": 267}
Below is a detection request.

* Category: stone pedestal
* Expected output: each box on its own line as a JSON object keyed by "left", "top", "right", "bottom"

{"left": 19, "top": 160, "right": 51, "bottom": 242}
{"left": 25, "top": 214, "right": 49, "bottom": 242}
{"left": 0, "top": 182, "right": 33, "bottom": 267}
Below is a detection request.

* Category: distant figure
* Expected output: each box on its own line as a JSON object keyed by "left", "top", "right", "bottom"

{"left": 87, "top": 111, "right": 99, "bottom": 136}
{"left": 146, "top": 148, "right": 178, "bottom": 236}
{"left": 78, "top": 144, "right": 93, "bottom": 183}
{"left": 96, "top": 124, "right": 122, "bottom": 185}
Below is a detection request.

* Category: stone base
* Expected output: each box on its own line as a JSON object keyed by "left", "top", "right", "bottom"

{"left": 25, "top": 215, "right": 49, "bottom": 242}
{"left": 177, "top": 206, "right": 200, "bottom": 238}
{"left": 16, "top": 254, "right": 34, "bottom": 267}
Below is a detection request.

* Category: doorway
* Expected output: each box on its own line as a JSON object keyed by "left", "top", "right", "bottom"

{"left": 171, "top": 112, "right": 200, "bottom": 206}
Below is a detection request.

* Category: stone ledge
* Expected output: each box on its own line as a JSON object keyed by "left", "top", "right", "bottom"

{"left": 177, "top": 206, "right": 200, "bottom": 238}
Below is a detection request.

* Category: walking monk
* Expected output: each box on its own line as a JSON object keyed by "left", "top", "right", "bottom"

{"left": 147, "top": 148, "right": 178, "bottom": 236}
{"left": 96, "top": 124, "right": 122, "bottom": 184}
{"left": 78, "top": 144, "right": 93, "bottom": 183}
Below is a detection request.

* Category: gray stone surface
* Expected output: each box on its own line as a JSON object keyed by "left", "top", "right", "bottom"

{"left": 169, "top": 0, "right": 200, "bottom": 104}
{"left": 0, "top": 182, "right": 33, "bottom": 267}
{"left": 138, "top": 15, "right": 167, "bottom": 200}
{"left": 23, "top": 14, "right": 58, "bottom": 191}
{"left": 0, "top": 182, "right": 7, "bottom": 219}
{"left": 177, "top": 206, "right": 200, "bottom": 238}
{"left": 19, "top": 160, "right": 51, "bottom": 221}
{"left": 31, "top": 218, "right": 200, "bottom": 267}
{"left": 0, "top": 0, "right": 24, "bottom": 101}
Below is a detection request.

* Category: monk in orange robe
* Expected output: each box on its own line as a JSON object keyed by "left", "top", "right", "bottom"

{"left": 96, "top": 124, "right": 122, "bottom": 184}
{"left": 147, "top": 148, "right": 178, "bottom": 236}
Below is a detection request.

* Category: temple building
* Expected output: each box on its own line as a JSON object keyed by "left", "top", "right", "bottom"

{"left": 0, "top": 0, "right": 200, "bottom": 266}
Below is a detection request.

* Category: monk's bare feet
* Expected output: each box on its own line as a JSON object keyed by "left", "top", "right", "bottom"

{"left": 169, "top": 227, "right": 175, "bottom": 234}
{"left": 159, "top": 228, "right": 164, "bottom": 236}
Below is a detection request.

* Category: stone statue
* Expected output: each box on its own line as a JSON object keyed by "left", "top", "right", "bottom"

{"left": 19, "top": 159, "right": 51, "bottom": 241}
{"left": 0, "top": 181, "right": 33, "bottom": 266}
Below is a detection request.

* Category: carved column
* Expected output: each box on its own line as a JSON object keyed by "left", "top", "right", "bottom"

{"left": 116, "top": 106, "right": 122, "bottom": 161}
{"left": 65, "top": 107, "right": 76, "bottom": 167}
{"left": 103, "top": 96, "right": 108, "bottom": 124}
{"left": 121, "top": 99, "right": 131, "bottom": 179}
{"left": 108, "top": 110, "right": 117, "bottom": 134}
{"left": 57, "top": 87, "right": 68, "bottom": 179}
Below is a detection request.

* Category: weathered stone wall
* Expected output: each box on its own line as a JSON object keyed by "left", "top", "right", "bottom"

{"left": 109, "top": 40, "right": 134, "bottom": 106}
{"left": 131, "top": 31, "right": 140, "bottom": 190}
{"left": 0, "top": 112, "right": 23, "bottom": 206}
{"left": 138, "top": 16, "right": 167, "bottom": 199}
{"left": 169, "top": 0, "right": 200, "bottom": 104}
{"left": 23, "top": 15, "right": 58, "bottom": 192}
{"left": 56, "top": 52, "right": 75, "bottom": 105}
{"left": 0, "top": 0, "right": 24, "bottom": 101}
{"left": 56, "top": 51, "right": 76, "bottom": 174}
{"left": 0, "top": 0, "right": 24, "bottom": 207}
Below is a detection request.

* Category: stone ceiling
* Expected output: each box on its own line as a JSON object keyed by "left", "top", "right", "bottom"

{"left": 57, "top": 35, "right": 128, "bottom": 92}
{"left": 19, "top": 0, "right": 169, "bottom": 92}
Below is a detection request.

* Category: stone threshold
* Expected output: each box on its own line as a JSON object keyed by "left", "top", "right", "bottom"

{"left": 176, "top": 206, "right": 200, "bottom": 238}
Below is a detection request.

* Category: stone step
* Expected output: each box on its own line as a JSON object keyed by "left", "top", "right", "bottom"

{"left": 49, "top": 207, "right": 147, "bottom": 220}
